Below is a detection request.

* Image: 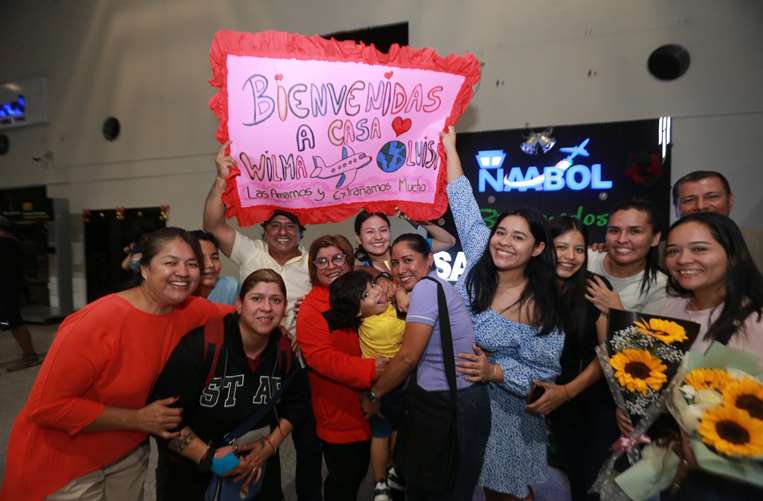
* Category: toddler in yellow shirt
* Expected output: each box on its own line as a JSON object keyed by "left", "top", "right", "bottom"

{"left": 327, "top": 270, "right": 406, "bottom": 500}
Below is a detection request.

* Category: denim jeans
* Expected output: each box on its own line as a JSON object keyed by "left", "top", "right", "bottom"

{"left": 406, "top": 384, "right": 491, "bottom": 501}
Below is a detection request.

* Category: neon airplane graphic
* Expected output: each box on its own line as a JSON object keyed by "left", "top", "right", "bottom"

{"left": 558, "top": 138, "right": 590, "bottom": 165}
{"left": 312, "top": 145, "right": 372, "bottom": 188}
{"left": 504, "top": 138, "right": 591, "bottom": 188}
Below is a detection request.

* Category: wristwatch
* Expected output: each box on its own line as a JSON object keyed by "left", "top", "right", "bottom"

{"left": 197, "top": 445, "right": 214, "bottom": 473}
{"left": 367, "top": 389, "right": 378, "bottom": 402}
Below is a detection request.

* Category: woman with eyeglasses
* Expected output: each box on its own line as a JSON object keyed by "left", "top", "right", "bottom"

{"left": 295, "top": 235, "right": 389, "bottom": 501}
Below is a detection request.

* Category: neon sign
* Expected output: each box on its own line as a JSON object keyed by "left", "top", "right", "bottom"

{"left": 476, "top": 138, "right": 613, "bottom": 193}
{"left": 0, "top": 95, "right": 25, "bottom": 122}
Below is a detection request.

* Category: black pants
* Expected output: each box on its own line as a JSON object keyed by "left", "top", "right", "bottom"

{"left": 291, "top": 410, "right": 323, "bottom": 501}
{"left": 322, "top": 439, "right": 370, "bottom": 501}
{"left": 549, "top": 393, "right": 619, "bottom": 501}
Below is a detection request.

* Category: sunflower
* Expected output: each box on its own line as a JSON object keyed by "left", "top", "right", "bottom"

{"left": 609, "top": 349, "right": 668, "bottom": 395}
{"left": 722, "top": 378, "right": 763, "bottom": 421}
{"left": 684, "top": 368, "right": 733, "bottom": 393}
{"left": 634, "top": 318, "right": 688, "bottom": 345}
{"left": 698, "top": 405, "right": 763, "bottom": 457}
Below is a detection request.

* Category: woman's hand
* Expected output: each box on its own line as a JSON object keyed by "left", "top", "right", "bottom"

{"left": 615, "top": 407, "right": 635, "bottom": 436}
{"left": 456, "top": 345, "right": 495, "bottom": 382}
{"left": 525, "top": 381, "right": 571, "bottom": 416}
{"left": 679, "top": 430, "right": 698, "bottom": 467}
{"left": 373, "top": 357, "right": 390, "bottom": 381}
{"left": 586, "top": 275, "right": 624, "bottom": 315}
{"left": 215, "top": 141, "right": 236, "bottom": 180}
{"left": 360, "top": 391, "right": 381, "bottom": 419}
{"left": 441, "top": 126, "right": 457, "bottom": 153}
{"left": 394, "top": 286, "right": 410, "bottom": 313}
{"left": 229, "top": 440, "right": 272, "bottom": 482}
{"left": 135, "top": 397, "right": 182, "bottom": 438}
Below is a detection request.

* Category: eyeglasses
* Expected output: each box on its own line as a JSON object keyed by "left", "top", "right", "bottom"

{"left": 313, "top": 253, "right": 347, "bottom": 269}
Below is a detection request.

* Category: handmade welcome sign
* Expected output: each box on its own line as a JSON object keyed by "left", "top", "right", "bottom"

{"left": 209, "top": 30, "right": 480, "bottom": 226}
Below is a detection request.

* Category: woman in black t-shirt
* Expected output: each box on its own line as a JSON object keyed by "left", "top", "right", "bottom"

{"left": 525, "top": 216, "right": 620, "bottom": 501}
{"left": 151, "top": 269, "right": 309, "bottom": 501}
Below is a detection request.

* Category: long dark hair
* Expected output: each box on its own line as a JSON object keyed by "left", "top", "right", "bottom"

{"left": 666, "top": 213, "right": 763, "bottom": 344}
{"left": 465, "top": 209, "right": 562, "bottom": 336}
{"left": 548, "top": 216, "right": 590, "bottom": 341}
{"left": 324, "top": 270, "right": 374, "bottom": 330}
{"left": 353, "top": 211, "right": 391, "bottom": 263}
{"left": 608, "top": 198, "right": 662, "bottom": 296}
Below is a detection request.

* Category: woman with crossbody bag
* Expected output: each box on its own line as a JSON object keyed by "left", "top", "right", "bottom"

{"left": 151, "top": 269, "right": 310, "bottom": 500}
{"left": 361, "top": 233, "right": 491, "bottom": 501}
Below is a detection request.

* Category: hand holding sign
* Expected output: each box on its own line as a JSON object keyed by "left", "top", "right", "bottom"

{"left": 209, "top": 30, "right": 480, "bottom": 226}
{"left": 215, "top": 141, "right": 235, "bottom": 180}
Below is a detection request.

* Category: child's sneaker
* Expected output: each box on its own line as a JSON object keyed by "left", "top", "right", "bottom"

{"left": 386, "top": 466, "right": 405, "bottom": 492}
{"left": 373, "top": 480, "right": 391, "bottom": 501}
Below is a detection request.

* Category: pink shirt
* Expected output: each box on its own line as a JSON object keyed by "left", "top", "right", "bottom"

{"left": 658, "top": 296, "right": 763, "bottom": 358}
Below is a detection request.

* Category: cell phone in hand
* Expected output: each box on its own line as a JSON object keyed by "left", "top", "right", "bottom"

{"left": 527, "top": 384, "right": 545, "bottom": 404}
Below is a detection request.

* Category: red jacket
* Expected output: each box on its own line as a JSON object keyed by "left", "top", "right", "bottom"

{"left": 296, "top": 286, "right": 375, "bottom": 443}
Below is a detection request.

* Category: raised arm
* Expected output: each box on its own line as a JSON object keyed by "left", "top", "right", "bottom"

{"left": 442, "top": 126, "right": 464, "bottom": 181}
{"left": 422, "top": 222, "right": 457, "bottom": 252}
{"left": 442, "top": 127, "right": 491, "bottom": 262}
{"left": 203, "top": 142, "right": 237, "bottom": 257}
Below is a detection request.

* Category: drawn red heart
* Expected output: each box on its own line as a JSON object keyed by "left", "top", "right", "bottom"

{"left": 275, "top": 74, "right": 283, "bottom": 81}
{"left": 391, "top": 116, "right": 412, "bottom": 137}
{"left": 384, "top": 71, "right": 394, "bottom": 79}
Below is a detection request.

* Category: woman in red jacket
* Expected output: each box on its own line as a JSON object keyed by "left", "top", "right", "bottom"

{"left": 0, "top": 227, "right": 232, "bottom": 501}
{"left": 296, "top": 234, "right": 387, "bottom": 501}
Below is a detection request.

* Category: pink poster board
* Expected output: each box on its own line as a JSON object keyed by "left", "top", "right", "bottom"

{"left": 209, "top": 31, "right": 480, "bottom": 226}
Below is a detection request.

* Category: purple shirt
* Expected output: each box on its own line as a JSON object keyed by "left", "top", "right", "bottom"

{"left": 407, "top": 272, "right": 475, "bottom": 391}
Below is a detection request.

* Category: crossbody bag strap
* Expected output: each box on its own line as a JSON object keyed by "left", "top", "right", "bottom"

{"left": 421, "top": 277, "right": 459, "bottom": 408}
{"left": 224, "top": 359, "right": 301, "bottom": 441}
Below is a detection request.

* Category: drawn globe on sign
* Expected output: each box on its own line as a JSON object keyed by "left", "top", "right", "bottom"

{"left": 376, "top": 140, "right": 407, "bottom": 173}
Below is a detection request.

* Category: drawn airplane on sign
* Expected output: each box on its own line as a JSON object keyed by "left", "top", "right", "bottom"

{"left": 558, "top": 138, "right": 590, "bottom": 165}
{"left": 311, "top": 145, "right": 372, "bottom": 188}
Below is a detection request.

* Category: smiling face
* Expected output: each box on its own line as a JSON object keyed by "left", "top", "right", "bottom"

{"left": 358, "top": 282, "right": 388, "bottom": 317}
{"left": 198, "top": 239, "right": 221, "bottom": 290}
{"left": 605, "top": 209, "right": 660, "bottom": 268}
{"left": 665, "top": 221, "right": 728, "bottom": 297}
{"left": 358, "top": 215, "right": 391, "bottom": 257}
{"left": 314, "top": 245, "right": 351, "bottom": 287}
{"left": 553, "top": 229, "right": 586, "bottom": 279}
{"left": 264, "top": 215, "right": 301, "bottom": 256}
{"left": 236, "top": 281, "right": 287, "bottom": 335}
{"left": 140, "top": 237, "right": 200, "bottom": 307}
{"left": 675, "top": 177, "right": 733, "bottom": 217}
{"left": 488, "top": 214, "right": 544, "bottom": 271}
{"left": 391, "top": 241, "right": 433, "bottom": 291}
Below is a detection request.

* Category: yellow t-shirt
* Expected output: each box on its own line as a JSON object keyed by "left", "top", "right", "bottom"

{"left": 358, "top": 304, "right": 405, "bottom": 359}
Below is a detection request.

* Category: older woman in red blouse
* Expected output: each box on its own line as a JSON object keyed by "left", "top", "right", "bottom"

{"left": 1, "top": 227, "right": 232, "bottom": 501}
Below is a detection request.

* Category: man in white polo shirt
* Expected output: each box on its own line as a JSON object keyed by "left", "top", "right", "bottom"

{"left": 203, "top": 143, "right": 321, "bottom": 501}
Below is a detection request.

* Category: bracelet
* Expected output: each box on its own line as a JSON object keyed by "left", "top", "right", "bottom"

{"left": 492, "top": 363, "right": 500, "bottom": 382}
{"left": 169, "top": 428, "right": 197, "bottom": 454}
{"left": 197, "top": 445, "right": 214, "bottom": 473}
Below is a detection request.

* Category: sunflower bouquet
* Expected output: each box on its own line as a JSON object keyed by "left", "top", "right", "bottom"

{"left": 598, "top": 310, "right": 699, "bottom": 422}
{"left": 665, "top": 343, "right": 763, "bottom": 487}
{"left": 590, "top": 311, "right": 699, "bottom": 500}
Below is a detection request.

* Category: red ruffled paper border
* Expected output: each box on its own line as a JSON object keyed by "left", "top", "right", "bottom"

{"left": 209, "top": 30, "right": 480, "bottom": 226}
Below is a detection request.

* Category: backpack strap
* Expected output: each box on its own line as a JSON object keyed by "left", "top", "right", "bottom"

{"left": 203, "top": 316, "right": 226, "bottom": 388}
